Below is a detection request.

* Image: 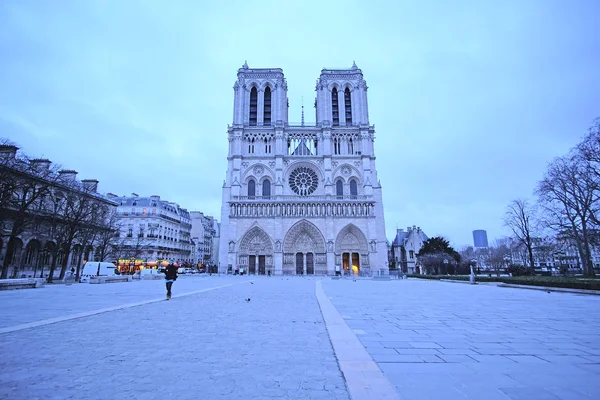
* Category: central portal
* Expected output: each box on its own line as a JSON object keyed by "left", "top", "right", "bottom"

{"left": 283, "top": 220, "right": 327, "bottom": 275}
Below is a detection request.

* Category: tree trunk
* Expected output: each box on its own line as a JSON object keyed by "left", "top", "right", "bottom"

{"left": 75, "top": 252, "right": 84, "bottom": 282}
{"left": 47, "top": 252, "right": 59, "bottom": 283}
{"left": 59, "top": 248, "right": 71, "bottom": 280}
{"left": 581, "top": 223, "right": 596, "bottom": 277}
{"left": 1, "top": 236, "right": 17, "bottom": 279}
{"left": 527, "top": 240, "right": 535, "bottom": 269}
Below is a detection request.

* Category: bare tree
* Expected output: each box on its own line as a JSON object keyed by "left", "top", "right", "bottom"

{"left": 576, "top": 118, "right": 600, "bottom": 231}
{"left": 93, "top": 209, "right": 121, "bottom": 263}
{"left": 485, "top": 238, "right": 511, "bottom": 276}
{"left": 0, "top": 144, "right": 62, "bottom": 279}
{"left": 537, "top": 154, "right": 597, "bottom": 277}
{"left": 504, "top": 199, "right": 537, "bottom": 270}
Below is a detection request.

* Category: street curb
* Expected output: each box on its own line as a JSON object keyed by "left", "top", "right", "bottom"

{"left": 0, "top": 281, "right": 252, "bottom": 334}
{"left": 316, "top": 280, "right": 400, "bottom": 400}
{"left": 498, "top": 283, "right": 600, "bottom": 296}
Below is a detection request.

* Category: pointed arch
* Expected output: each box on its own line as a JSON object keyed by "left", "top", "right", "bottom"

{"left": 344, "top": 87, "right": 352, "bottom": 125}
{"left": 249, "top": 86, "right": 258, "bottom": 126}
{"left": 331, "top": 87, "right": 339, "bottom": 126}
{"left": 335, "top": 224, "right": 369, "bottom": 275}
{"left": 282, "top": 220, "right": 327, "bottom": 275}
{"left": 263, "top": 86, "right": 272, "bottom": 126}
{"left": 349, "top": 179, "right": 358, "bottom": 198}
{"left": 238, "top": 225, "right": 274, "bottom": 275}
{"left": 262, "top": 179, "right": 271, "bottom": 199}
{"left": 239, "top": 226, "right": 273, "bottom": 254}
{"left": 336, "top": 180, "right": 344, "bottom": 198}
{"left": 248, "top": 179, "right": 255, "bottom": 198}
{"left": 335, "top": 224, "right": 369, "bottom": 254}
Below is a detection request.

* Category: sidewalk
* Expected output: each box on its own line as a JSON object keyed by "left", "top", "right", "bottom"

{"left": 0, "top": 276, "right": 349, "bottom": 400}
{"left": 322, "top": 278, "right": 600, "bottom": 400}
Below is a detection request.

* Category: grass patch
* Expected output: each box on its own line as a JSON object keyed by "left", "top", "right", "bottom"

{"left": 406, "top": 274, "right": 600, "bottom": 290}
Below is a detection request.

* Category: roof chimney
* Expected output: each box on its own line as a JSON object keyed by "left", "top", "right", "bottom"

{"left": 0, "top": 145, "right": 19, "bottom": 160}
{"left": 81, "top": 179, "right": 99, "bottom": 193}
{"left": 30, "top": 159, "right": 52, "bottom": 172}
{"left": 58, "top": 170, "right": 78, "bottom": 182}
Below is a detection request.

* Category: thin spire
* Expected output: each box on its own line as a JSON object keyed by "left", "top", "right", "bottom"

{"left": 301, "top": 96, "right": 305, "bottom": 127}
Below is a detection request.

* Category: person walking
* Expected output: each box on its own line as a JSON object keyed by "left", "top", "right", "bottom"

{"left": 164, "top": 263, "right": 178, "bottom": 300}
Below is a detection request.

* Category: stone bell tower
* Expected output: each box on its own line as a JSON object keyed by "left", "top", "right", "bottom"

{"left": 219, "top": 62, "right": 388, "bottom": 277}
{"left": 232, "top": 61, "right": 289, "bottom": 126}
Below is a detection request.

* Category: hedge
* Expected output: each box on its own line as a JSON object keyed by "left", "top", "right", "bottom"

{"left": 406, "top": 274, "right": 600, "bottom": 290}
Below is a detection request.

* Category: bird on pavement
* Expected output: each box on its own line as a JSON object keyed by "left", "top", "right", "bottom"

{"left": 245, "top": 298, "right": 251, "bottom": 302}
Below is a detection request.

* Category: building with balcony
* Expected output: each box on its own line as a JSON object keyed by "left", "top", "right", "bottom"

{"left": 190, "top": 211, "right": 218, "bottom": 268}
{"left": 218, "top": 62, "right": 388, "bottom": 276}
{"left": 114, "top": 194, "right": 193, "bottom": 265}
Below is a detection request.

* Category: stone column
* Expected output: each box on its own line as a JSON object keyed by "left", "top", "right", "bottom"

{"left": 303, "top": 253, "right": 307, "bottom": 275}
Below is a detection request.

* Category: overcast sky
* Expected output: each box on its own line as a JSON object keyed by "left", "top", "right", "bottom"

{"left": 1, "top": 0, "right": 599, "bottom": 248}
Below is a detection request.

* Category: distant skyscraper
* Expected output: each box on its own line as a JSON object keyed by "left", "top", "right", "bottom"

{"left": 473, "top": 230, "right": 489, "bottom": 248}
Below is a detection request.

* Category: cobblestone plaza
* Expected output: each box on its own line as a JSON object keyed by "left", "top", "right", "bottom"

{"left": 1, "top": 276, "right": 599, "bottom": 399}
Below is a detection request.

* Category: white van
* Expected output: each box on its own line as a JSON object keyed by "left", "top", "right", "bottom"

{"left": 80, "top": 262, "right": 118, "bottom": 283}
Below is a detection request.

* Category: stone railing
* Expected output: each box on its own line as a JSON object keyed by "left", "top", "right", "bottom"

{"left": 0, "top": 278, "right": 46, "bottom": 290}
{"left": 231, "top": 195, "right": 372, "bottom": 202}
{"left": 229, "top": 201, "right": 375, "bottom": 218}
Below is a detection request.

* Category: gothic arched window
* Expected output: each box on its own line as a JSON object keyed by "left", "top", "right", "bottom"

{"left": 332, "top": 88, "right": 339, "bottom": 126}
{"left": 249, "top": 87, "right": 258, "bottom": 126}
{"left": 350, "top": 180, "right": 358, "bottom": 198}
{"left": 262, "top": 179, "right": 271, "bottom": 199}
{"left": 336, "top": 180, "right": 343, "bottom": 198}
{"left": 248, "top": 179, "right": 256, "bottom": 199}
{"left": 264, "top": 87, "right": 271, "bottom": 126}
{"left": 344, "top": 87, "right": 352, "bottom": 125}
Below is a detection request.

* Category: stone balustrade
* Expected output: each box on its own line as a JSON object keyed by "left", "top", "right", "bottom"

{"left": 229, "top": 201, "right": 375, "bottom": 218}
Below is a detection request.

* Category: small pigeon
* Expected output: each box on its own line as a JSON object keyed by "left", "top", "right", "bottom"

{"left": 546, "top": 290, "right": 551, "bottom": 293}
{"left": 245, "top": 298, "right": 251, "bottom": 302}
{"left": 250, "top": 282, "right": 254, "bottom": 284}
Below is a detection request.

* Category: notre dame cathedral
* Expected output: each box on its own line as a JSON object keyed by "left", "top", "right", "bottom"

{"left": 218, "top": 62, "right": 388, "bottom": 276}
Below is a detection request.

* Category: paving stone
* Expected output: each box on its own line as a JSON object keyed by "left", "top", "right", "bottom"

{"left": 321, "top": 278, "right": 600, "bottom": 398}
{"left": 0, "top": 277, "right": 350, "bottom": 400}
{"left": 499, "top": 387, "right": 562, "bottom": 400}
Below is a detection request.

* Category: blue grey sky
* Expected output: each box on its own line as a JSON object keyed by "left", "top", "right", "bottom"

{"left": 1, "top": 0, "right": 599, "bottom": 248}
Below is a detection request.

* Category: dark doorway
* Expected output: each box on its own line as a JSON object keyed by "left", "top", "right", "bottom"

{"left": 258, "top": 255, "right": 266, "bottom": 275}
{"left": 296, "top": 252, "right": 304, "bottom": 275}
{"left": 306, "top": 253, "right": 314, "bottom": 275}
{"left": 248, "top": 255, "right": 256, "bottom": 274}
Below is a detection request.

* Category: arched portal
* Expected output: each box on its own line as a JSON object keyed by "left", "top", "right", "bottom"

{"left": 335, "top": 224, "right": 369, "bottom": 276}
{"left": 238, "top": 226, "right": 273, "bottom": 275}
{"left": 283, "top": 220, "right": 327, "bottom": 275}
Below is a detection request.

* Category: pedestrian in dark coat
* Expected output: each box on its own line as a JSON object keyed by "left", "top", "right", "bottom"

{"left": 164, "top": 264, "right": 178, "bottom": 300}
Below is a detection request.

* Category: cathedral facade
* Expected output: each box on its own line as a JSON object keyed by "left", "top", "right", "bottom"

{"left": 218, "top": 63, "right": 388, "bottom": 276}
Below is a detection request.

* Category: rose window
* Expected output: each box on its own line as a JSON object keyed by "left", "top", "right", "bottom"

{"left": 289, "top": 167, "right": 318, "bottom": 196}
